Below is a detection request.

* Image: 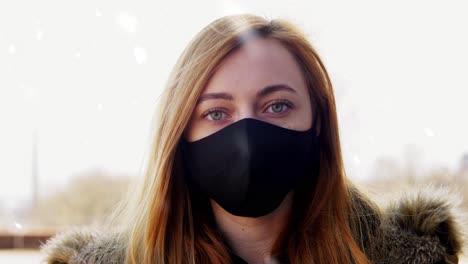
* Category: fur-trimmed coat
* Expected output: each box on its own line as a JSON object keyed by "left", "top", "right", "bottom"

{"left": 40, "top": 185, "right": 465, "bottom": 264}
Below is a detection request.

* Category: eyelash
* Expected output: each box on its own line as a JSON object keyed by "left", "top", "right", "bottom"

{"left": 201, "top": 99, "right": 294, "bottom": 122}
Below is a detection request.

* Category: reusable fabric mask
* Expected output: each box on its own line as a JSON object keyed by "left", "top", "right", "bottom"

{"left": 179, "top": 118, "right": 321, "bottom": 217}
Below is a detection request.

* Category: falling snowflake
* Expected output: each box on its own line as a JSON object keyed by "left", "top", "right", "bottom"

{"left": 116, "top": 12, "right": 139, "bottom": 33}
{"left": 353, "top": 155, "right": 361, "bottom": 165}
{"left": 36, "top": 28, "right": 43, "bottom": 40}
{"left": 14, "top": 222, "right": 23, "bottom": 230}
{"left": 134, "top": 45, "right": 147, "bottom": 64}
{"left": 423, "top": 128, "right": 435, "bottom": 137}
{"left": 9, "top": 44, "right": 16, "bottom": 54}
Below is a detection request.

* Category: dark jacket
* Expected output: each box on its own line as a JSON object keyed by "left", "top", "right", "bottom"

{"left": 40, "top": 184, "right": 465, "bottom": 263}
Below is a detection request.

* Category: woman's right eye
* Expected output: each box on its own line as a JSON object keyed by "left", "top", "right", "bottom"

{"left": 208, "top": 111, "right": 224, "bottom": 121}
{"left": 202, "top": 108, "right": 227, "bottom": 122}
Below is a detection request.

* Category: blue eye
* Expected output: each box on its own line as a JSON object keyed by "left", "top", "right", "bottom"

{"left": 208, "top": 111, "right": 224, "bottom": 121}
{"left": 266, "top": 101, "right": 291, "bottom": 114}
{"left": 202, "top": 108, "right": 227, "bottom": 122}
{"left": 270, "top": 103, "right": 285, "bottom": 113}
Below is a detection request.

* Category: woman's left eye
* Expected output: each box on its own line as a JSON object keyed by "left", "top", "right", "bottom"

{"left": 266, "top": 101, "right": 291, "bottom": 114}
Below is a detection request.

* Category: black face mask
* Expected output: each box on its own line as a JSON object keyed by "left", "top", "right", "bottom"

{"left": 179, "top": 118, "right": 320, "bottom": 217}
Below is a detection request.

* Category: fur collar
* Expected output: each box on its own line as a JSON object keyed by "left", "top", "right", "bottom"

{"left": 40, "top": 184, "right": 465, "bottom": 263}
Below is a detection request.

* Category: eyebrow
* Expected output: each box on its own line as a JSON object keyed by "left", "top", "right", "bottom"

{"left": 197, "top": 84, "right": 297, "bottom": 104}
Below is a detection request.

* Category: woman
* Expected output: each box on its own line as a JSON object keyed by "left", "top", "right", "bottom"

{"left": 41, "top": 14, "right": 463, "bottom": 264}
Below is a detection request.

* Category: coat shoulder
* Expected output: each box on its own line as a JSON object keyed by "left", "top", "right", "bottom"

{"left": 40, "top": 185, "right": 465, "bottom": 264}
{"left": 349, "top": 183, "right": 465, "bottom": 264}
{"left": 40, "top": 227, "right": 127, "bottom": 264}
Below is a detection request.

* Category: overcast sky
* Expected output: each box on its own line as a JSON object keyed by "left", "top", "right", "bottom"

{"left": 1, "top": 0, "right": 467, "bottom": 209}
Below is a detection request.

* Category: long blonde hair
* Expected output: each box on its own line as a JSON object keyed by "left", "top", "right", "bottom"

{"left": 119, "top": 14, "right": 371, "bottom": 264}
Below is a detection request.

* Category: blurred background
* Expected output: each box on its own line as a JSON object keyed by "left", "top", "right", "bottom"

{"left": 1, "top": 0, "right": 467, "bottom": 262}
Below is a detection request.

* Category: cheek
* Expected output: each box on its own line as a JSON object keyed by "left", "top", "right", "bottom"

{"left": 291, "top": 102, "right": 313, "bottom": 131}
{"left": 183, "top": 107, "right": 217, "bottom": 142}
{"left": 183, "top": 118, "right": 220, "bottom": 142}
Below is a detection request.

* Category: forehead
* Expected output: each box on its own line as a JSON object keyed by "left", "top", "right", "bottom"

{"left": 204, "top": 37, "right": 307, "bottom": 95}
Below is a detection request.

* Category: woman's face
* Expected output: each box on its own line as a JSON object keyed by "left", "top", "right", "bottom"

{"left": 184, "top": 37, "right": 313, "bottom": 142}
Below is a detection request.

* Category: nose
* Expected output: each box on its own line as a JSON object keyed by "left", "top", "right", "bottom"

{"left": 235, "top": 107, "right": 258, "bottom": 122}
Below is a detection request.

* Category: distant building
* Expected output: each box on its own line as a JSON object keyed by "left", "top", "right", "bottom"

{"left": 461, "top": 153, "right": 468, "bottom": 169}
{"left": 458, "top": 153, "right": 468, "bottom": 178}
